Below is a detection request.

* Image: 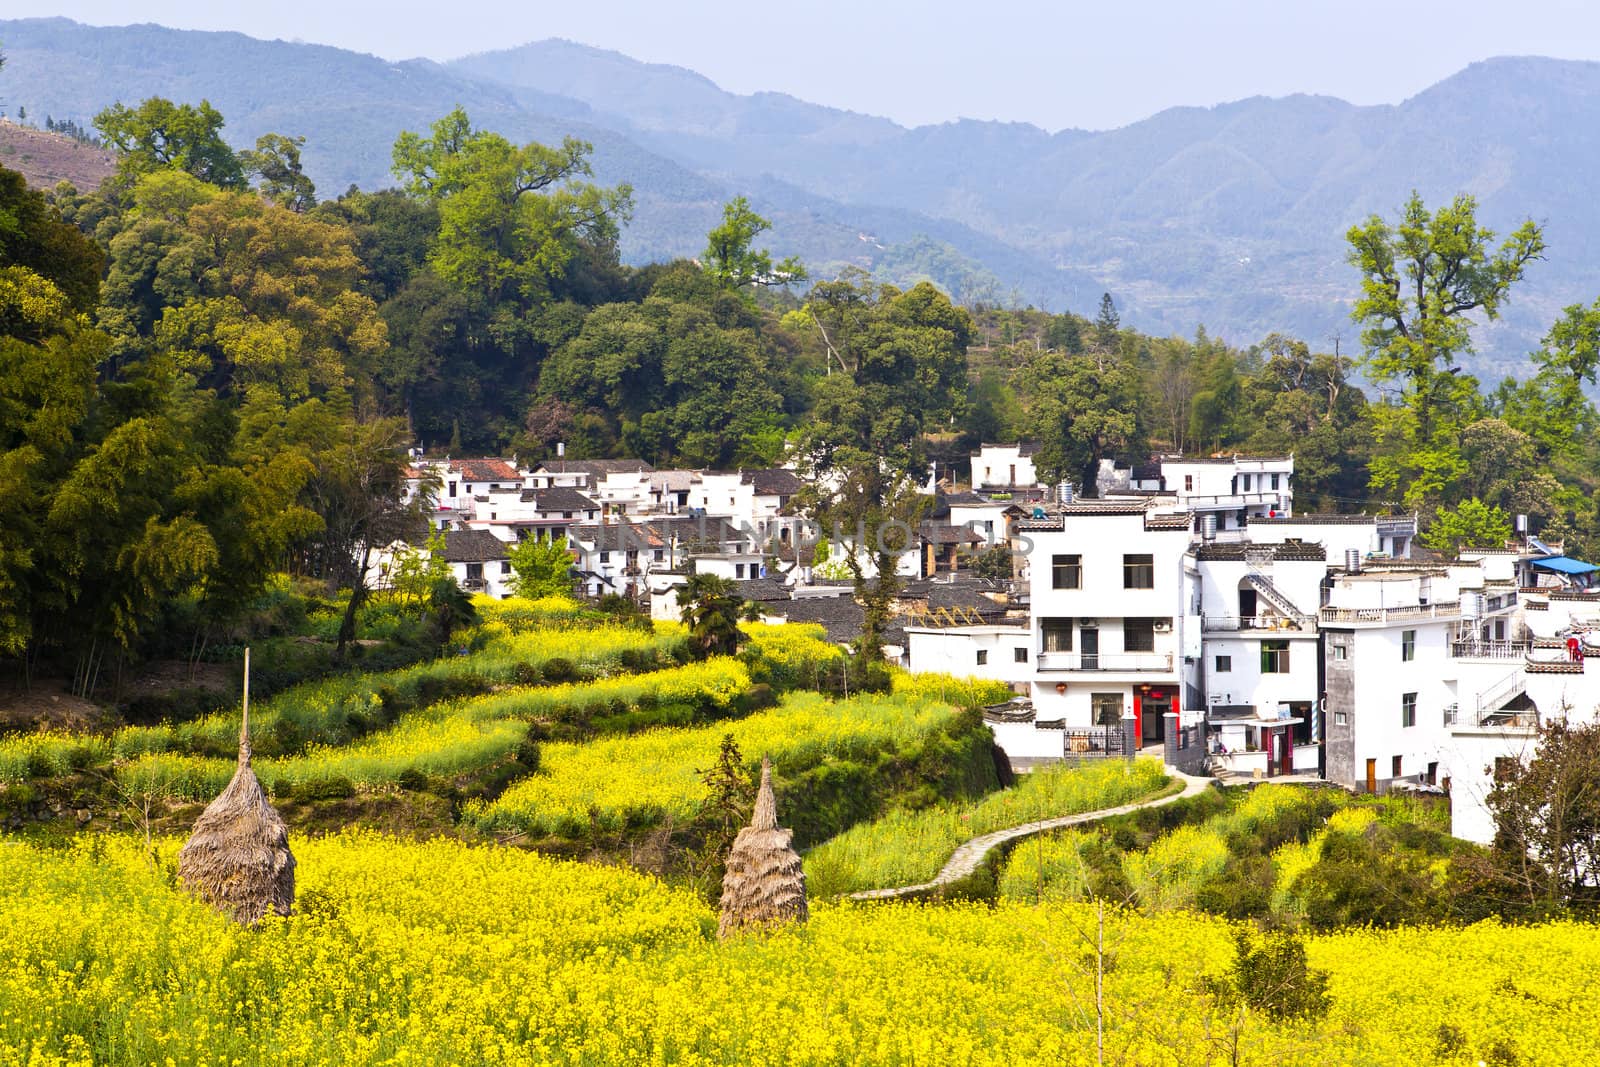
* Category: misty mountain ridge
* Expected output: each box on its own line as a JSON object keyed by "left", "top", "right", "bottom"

{"left": 4, "top": 18, "right": 1600, "bottom": 372}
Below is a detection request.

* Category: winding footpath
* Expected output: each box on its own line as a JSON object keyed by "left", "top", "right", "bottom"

{"left": 848, "top": 769, "right": 1214, "bottom": 901}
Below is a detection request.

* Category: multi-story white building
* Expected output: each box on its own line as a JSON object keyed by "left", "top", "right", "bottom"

{"left": 1021, "top": 503, "right": 1193, "bottom": 749}
{"left": 1321, "top": 565, "right": 1467, "bottom": 795}
{"left": 1189, "top": 540, "right": 1324, "bottom": 776}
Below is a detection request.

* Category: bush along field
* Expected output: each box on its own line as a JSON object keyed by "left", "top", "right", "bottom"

{"left": 995, "top": 782, "right": 1485, "bottom": 928}
{"left": 805, "top": 757, "right": 1173, "bottom": 898}
{"left": 0, "top": 831, "right": 1594, "bottom": 1066}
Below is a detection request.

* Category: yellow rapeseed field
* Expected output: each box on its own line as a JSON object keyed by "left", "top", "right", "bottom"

{"left": 0, "top": 831, "right": 1594, "bottom": 1066}
{"left": 471, "top": 686, "right": 973, "bottom": 835}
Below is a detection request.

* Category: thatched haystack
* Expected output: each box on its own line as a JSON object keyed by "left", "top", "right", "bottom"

{"left": 177, "top": 652, "right": 294, "bottom": 924}
{"left": 718, "top": 757, "right": 808, "bottom": 938}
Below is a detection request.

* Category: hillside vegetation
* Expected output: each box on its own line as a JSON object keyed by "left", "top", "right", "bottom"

{"left": 9, "top": 19, "right": 1600, "bottom": 359}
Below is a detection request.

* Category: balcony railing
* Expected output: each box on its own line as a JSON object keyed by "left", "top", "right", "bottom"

{"left": 1036, "top": 651, "right": 1174, "bottom": 672}
{"left": 1319, "top": 600, "right": 1461, "bottom": 625}
{"left": 1180, "top": 491, "right": 1288, "bottom": 508}
{"left": 1203, "top": 614, "right": 1317, "bottom": 633}
{"left": 1450, "top": 640, "right": 1531, "bottom": 660}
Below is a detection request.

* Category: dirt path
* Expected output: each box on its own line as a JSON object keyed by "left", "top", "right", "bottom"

{"left": 848, "top": 770, "right": 1214, "bottom": 901}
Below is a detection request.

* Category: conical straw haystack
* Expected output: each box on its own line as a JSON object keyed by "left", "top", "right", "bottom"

{"left": 178, "top": 648, "right": 295, "bottom": 924}
{"left": 718, "top": 757, "right": 808, "bottom": 938}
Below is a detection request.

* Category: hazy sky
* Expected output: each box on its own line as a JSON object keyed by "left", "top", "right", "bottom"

{"left": 20, "top": 0, "right": 1600, "bottom": 130}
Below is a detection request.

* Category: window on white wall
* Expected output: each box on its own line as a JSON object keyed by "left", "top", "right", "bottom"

{"left": 1091, "top": 693, "right": 1123, "bottom": 726}
{"left": 1042, "top": 618, "right": 1074, "bottom": 652}
{"left": 1401, "top": 630, "right": 1416, "bottom": 661}
{"left": 1401, "top": 692, "right": 1417, "bottom": 728}
{"left": 1124, "top": 618, "right": 1156, "bottom": 653}
{"left": 1215, "top": 655, "right": 1232, "bottom": 673}
{"left": 1014, "top": 647, "right": 1028, "bottom": 663}
{"left": 976, "top": 650, "right": 989, "bottom": 666}
{"left": 1052, "top": 554, "right": 1082, "bottom": 589}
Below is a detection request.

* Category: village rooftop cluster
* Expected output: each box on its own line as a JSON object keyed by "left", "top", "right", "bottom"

{"left": 387, "top": 442, "right": 1600, "bottom": 845}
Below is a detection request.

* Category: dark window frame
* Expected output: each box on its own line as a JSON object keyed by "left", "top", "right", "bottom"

{"left": 1123, "top": 618, "right": 1156, "bottom": 653}
{"left": 1051, "top": 554, "right": 1082, "bottom": 589}
{"left": 1042, "top": 618, "right": 1074, "bottom": 652}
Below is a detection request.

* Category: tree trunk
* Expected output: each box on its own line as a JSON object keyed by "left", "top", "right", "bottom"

{"left": 336, "top": 545, "right": 373, "bottom": 657}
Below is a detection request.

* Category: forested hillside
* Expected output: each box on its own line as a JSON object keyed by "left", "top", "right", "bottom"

{"left": 0, "top": 17, "right": 1074, "bottom": 310}
{"left": 5, "top": 75, "right": 1600, "bottom": 686}
{"left": 10, "top": 19, "right": 1600, "bottom": 363}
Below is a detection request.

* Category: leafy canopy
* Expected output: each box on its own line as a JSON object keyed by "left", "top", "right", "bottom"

{"left": 507, "top": 536, "right": 577, "bottom": 600}
{"left": 94, "top": 97, "right": 246, "bottom": 190}
{"left": 702, "top": 197, "right": 805, "bottom": 290}
{"left": 392, "top": 108, "right": 632, "bottom": 304}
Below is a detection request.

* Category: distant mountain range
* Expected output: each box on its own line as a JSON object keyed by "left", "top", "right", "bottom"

{"left": 5, "top": 16, "right": 1600, "bottom": 372}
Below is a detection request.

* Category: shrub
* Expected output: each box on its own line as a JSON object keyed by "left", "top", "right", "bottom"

{"left": 294, "top": 776, "right": 357, "bottom": 802}
{"left": 541, "top": 657, "right": 577, "bottom": 684}
{"left": 1210, "top": 929, "right": 1331, "bottom": 1023}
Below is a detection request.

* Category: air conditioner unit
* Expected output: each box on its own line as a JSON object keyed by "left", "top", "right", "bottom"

{"left": 1152, "top": 619, "right": 1172, "bottom": 633}
{"left": 1080, "top": 617, "right": 1098, "bottom": 626}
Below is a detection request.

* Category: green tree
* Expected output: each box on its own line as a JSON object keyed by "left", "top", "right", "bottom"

{"left": 1045, "top": 312, "right": 1083, "bottom": 354}
{"left": 702, "top": 196, "right": 805, "bottom": 290}
{"left": 94, "top": 97, "right": 246, "bottom": 189}
{"left": 678, "top": 573, "right": 744, "bottom": 659}
{"left": 791, "top": 276, "right": 970, "bottom": 677}
{"left": 506, "top": 536, "right": 576, "bottom": 600}
{"left": 424, "top": 576, "right": 478, "bottom": 651}
{"left": 1420, "top": 497, "right": 1513, "bottom": 555}
{"left": 0, "top": 266, "right": 103, "bottom": 654}
{"left": 391, "top": 108, "right": 632, "bottom": 304}
{"left": 1209, "top": 929, "right": 1331, "bottom": 1023}
{"left": 240, "top": 133, "right": 316, "bottom": 212}
{"left": 99, "top": 171, "right": 386, "bottom": 399}
{"left": 1019, "top": 349, "right": 1142, "bottom": 496}
{"left": 1093, "top": 292, "right": 1120, "bottom": 351}
{"left": 1347, "top": 192, "right": 1544, "bottom": 507}
{"left": 390, "top": 529, "right": 451, "bottom": 613}
{"left": 1487, "top": 720, "right": 1600, "bottom": 913}
{"left": 1238, "top": 334, "right": 1373, "bottom": 511}
{"left": 0, "top": 167, "right": 103, "bottom": 312}
{"left": 537, "top": 271, "right": 787, "bottom": 467}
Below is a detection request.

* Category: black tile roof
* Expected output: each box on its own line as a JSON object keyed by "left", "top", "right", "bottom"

{"left": 741, "top": 468, "right": 803, "bottom": 496}
{"left": 535, "top": 458, "right": 654, "bottom": 476}
{"left": 919, "top": 523, "right": 986, "bottom": 545}
{"left": 926, "top": 583, "right": 1007, "bottom": 616}
{"left": 1193, "top": 541, "right": 1327, "bottom": 562}
{"left": 733, "top": 578, "right": 791, "bottom": 603}
{"left": 1248, "top": 514, "right": 1375, "bottom": 525}
{"left": 519, "top": 487, "right": 600, "bottom": 512}
{"left": 442, "top": 529, "right": 510, "bottom": 562}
